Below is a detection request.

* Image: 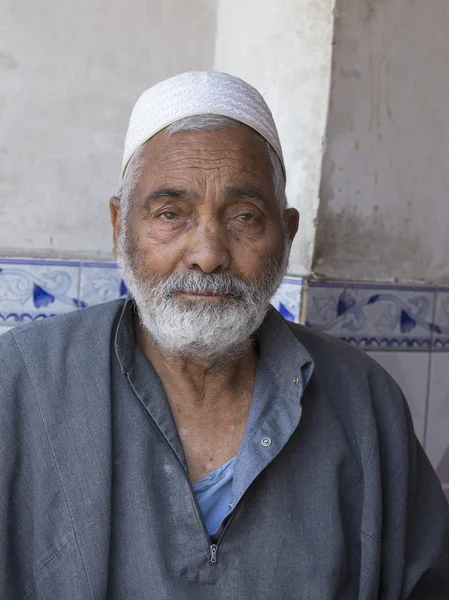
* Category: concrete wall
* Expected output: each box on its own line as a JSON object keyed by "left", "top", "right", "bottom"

{"left": 315, "top": 0, "right": 449, "bottom": 284}
{"left": 214, "top": 0, "right": 335, "bottom": 276}
{"left": 0, "top": 0, "right": 217, "bottom": 259}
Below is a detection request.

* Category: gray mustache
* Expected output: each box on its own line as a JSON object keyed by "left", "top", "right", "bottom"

{"left": 158, "top": 272, "right": 251, "bottom": 299}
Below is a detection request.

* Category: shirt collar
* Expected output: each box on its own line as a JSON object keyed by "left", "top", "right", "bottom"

{"left": 257, "top": 305, "right": 314, "bottom": 393}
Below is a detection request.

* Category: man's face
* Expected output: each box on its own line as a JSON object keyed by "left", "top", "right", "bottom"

{"left": 110, "top": 122, "right": 299, "bottom": 367}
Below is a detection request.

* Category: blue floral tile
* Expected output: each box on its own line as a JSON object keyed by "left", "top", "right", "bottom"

{"left": 271, "top": 277, "right": 304, "bottom": 324}
{"left": 0, "top": 259, "right": 81, "bottom": 324}
{"left": 79, "top": 262, "right": 126, "bottom": 307}
{"left": 432, "top": 287, "right": 449, "bottom": 350}
{"left": 304, "top": 281, "right": 347, "bottom": 337}
{"left": 305, "top": 281, "right": 436, "bottom": 350}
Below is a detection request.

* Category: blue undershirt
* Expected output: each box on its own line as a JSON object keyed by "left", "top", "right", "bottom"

{"left": 192, "top": 456, "right": 236, "bottom": 535}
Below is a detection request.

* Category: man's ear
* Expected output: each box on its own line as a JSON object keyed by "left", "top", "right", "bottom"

{"left": 109, "top": 196, "right": 121, "bottom": 260}
{"left": 283, "top": 208, "right": 300, "bottom": 243}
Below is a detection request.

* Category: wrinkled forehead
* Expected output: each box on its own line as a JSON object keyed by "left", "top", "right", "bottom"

{"left": 135, "top": 123, "right": 275, "bottom": 194}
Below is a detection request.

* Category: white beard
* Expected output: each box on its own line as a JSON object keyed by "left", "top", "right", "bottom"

{"left": 117, "top": 232, "right": 289, "bottom": 369}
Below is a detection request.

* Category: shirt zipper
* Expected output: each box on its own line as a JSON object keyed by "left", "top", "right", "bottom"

{"left": 209, "top": 544, "right": 218, "bottom": 564}
{"left": 207, "top": 498, "right": 243, "bottom": 564}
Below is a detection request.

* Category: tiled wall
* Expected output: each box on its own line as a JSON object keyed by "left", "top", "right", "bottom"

{"left": 1, "top": 259, "right": 447, "bottom": 500}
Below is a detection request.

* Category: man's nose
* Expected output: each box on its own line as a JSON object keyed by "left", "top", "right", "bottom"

{"left": 184, "top": 218, "right": 231, "bottom": 273}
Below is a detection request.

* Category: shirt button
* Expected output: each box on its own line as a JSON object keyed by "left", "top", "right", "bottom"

{"left": 293, "top": 376, "right": 299, "bottom": 385}
{"left": 261, "top": 437, "right": 272, "bottom": 447}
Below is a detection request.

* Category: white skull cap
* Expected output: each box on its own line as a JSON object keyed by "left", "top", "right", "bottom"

{"left": 121, "top": 71, "right": 285, "bottom": 180}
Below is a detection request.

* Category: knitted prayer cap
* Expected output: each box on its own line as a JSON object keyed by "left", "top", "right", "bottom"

{"left": 121, "top": 71, "right": 285, "bottom": 180}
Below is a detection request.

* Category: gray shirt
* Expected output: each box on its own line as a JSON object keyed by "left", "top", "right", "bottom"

{"left": 0, "top": 298, "right": 448, "bottom": 599}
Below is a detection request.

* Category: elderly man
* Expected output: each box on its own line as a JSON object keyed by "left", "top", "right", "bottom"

{"left": 0, "top": 72, "right": 448, "bottom": 599}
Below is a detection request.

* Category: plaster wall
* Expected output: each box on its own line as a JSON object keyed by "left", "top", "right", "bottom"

{"left": 315, "top": 0, "right": 449, "bottom": 283}
{"left": 0, "top": 0, "right": 217, "bottom": 258}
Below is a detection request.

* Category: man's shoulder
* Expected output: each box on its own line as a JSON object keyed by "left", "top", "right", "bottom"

{"left": 286, "top": 320, "right": 409, "bottom": 441}
{"left": 0, "top": 298, "right": 126, "bottom": 354}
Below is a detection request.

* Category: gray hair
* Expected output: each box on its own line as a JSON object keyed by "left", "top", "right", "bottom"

{"left": 117, "top": 114, "right": 287, "bottom": 221}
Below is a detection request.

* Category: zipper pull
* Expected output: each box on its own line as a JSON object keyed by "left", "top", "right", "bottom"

{"left": 209, "top": 544, "right": 218, "bottom": 564}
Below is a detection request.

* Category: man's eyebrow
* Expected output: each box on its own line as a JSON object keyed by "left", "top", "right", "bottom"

{"left": 226, "top": 186, "right": 270, "bottom": 205}
{"left": 145, "top": 187, "right": 190, "bottom": 201}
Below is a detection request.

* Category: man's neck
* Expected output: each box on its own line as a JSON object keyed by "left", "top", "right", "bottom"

{"left": 134, "top": 319, "right": 258, "bottom": 410}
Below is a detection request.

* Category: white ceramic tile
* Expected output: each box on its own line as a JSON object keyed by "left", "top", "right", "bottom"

{"left": 425, "top": 354, "right": 449, "bottom": 497}
{"left": 366, "top": 351, "right": 430, "bottom": 444}
{"left": 306, "top": 282, "right": 434, "bottom": 350}
{"left": 433, "top": 287, "right": 449, "bottom": 350}
{"left": 0, "top": 259, "right": 81, "bottom": 324}
{"left": 0, "top": 326, "right": 14, "bottom": 335}
{"left": 271, "top": 277, "right": 303, "bottom": 324}
{"left": 79, "top": 262, "right": 126, "bottom": 307}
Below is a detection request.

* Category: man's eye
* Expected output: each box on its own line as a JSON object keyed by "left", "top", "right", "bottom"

{"left": 159, "top": 211, "right": 178, "bottom": 221}
{"left": 236, "top": 213, "right": 256, "bottom": 223}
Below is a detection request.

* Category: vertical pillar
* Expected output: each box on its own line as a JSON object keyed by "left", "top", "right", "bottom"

{"left": 214, "top": 0, "right": 335, "bottom": 275}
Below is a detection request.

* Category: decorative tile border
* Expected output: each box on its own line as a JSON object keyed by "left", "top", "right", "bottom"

{"left": 0, "top": 259, "right": 82, "bottom": 324}
{"left": 304, "top": 281, "right": 446, "bottom": 350}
